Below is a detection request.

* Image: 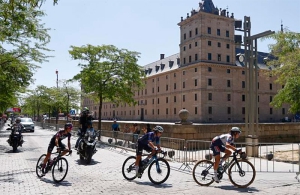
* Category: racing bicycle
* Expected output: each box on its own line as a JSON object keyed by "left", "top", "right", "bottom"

{"left": 36, "top": 148, "right": 71, "bottom": 183}
{"left": 192, "top": 150, "right": 256, "bottom": 188}
{"left": 122, "top": 150, "right": 170, "bottom": 185}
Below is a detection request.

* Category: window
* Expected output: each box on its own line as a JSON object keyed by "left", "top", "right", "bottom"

{"left": 208, "top": 53, "right": 212, "bottom": 60}
{"left": 157, "top": 86, "right": 159, "bottom": 93}
{"left": 227, "top": 94, "right": 231, "bottom": 101}
{"left": 242, "top": 107, "right": 245, "bottom": 114}
{"left": 183, "top": 58, "right": 186, "bottom": 64}
{"left": 208, "top": 41, "right": 211, "bottom": 46}
{"left": 152, "top": 79, "right": 154, "bottom": 82}
{"left": 183, "top": 95, "right": 185, "bottom": 102}
{"left": 194, "top": 79, "right": 197, "bottom": 86}
{"left": 226, "top": 30, "right": 229, "bottom": 37}
{"left": 195, "top": 107, "right": 198, "bottom": 114}
{"left": 208, "top": 107, "right": 212, "bottom": 114}
{"left": 226, "top": 44, "right": 230, "bottom": 49}
{"left": 166, "top": 97, "right": 168, "bottom": 103}
{"left": 166, "top": 108, "right": 168, "bottom": 115}
{"left": 226, "top": 55, "right": 230, "bottom": 63}
{"left": 183, "top": 46, "right": 186, "bottom": 51}
{"left": 166, "top": 84, "right": 168, "bottom": 91}
{"left": 189, "top": 44, "right": 191, "bottom": 49}
{"left": 195, "top": 93, "right": 198, "bottom": 101}
{"left": 258, "top": 95, "right": 260, "bottom": 102}
{"left": 208, "top": 78, "right": 212, "bottom": 86}
{"left": 152, "top": 109, "right": 154, "bottom": 115}
{"left": 195, "top": 68, "right": 197, "bottom": 72}
{"left": 157, "top": 109, "right": 159, "bottom": 115}
{"left": 227, "top": 69, "right": 230, "bottom": 73}
{"left": 174, "top": 83, "right": 176, "bottom": 89}
{"left": 227, "top": 107, "right": 231, "bottom": 114}
{"left": 208, "top": 93, "right": 212, "bottom": 100}
{"left": 195, "top": 42, "right": 198, "bottom": 47}
{"left": 184, "top": 33, "right": 186, "bottom": 40}
{"left": 218, "top": 42, "right": 221, "bottom": 47}
{"left": 270, "top": 108, "right": 273, "bottom": 115}
{"left": 217, "top": 29, "right": 220, "bottom": 36}
{"left": 174, "top": 73, "right": 176, "bottom": 77}
{"left": 208, "top": 67, "right": 212, "bottom": 72}
{"left": 174, "top": 108, "right": 176, "bottom": 115}
{"left": 152, "top": 88, "right": 154, "bottom": 93}
{"left": 195, "top": 54, "right": 198, "bottom": 61}
{"left": 282, "top": 108, "right": 285, "bottom": 115}
{"left": 183, "top": 82, "right": 185, "bottom": 88}
{"left": 242, "top": 81, "right": 245, "bottom": 88}
{"left": 242, "top": 70, "right": 245, "bottom": 75}
{"left": 258, "top": 82, "right": 259, "bottom": 89}
{"left": 152, "top": 99, "right": 154, "bottom": 104}
{"left": 218, "top": 54, "right": 221, "bottom": 61}
{"left": 189, "top": 30, "right": 192, "bottom": 37}
{"left": 183, "top": 71, "right": 185, "bottom": 75}
{"left": 270, "top": 83, "right": 273, "bottom": 90}
{"left": 189, "top": 55, "right": 191, "bottom": 63}
{"left": 157, "top": 98, "right": 159, "bottom": 104}
{"left": 195, "top": 28, "right": 198, "bottom": 35}
{"left": 270, "top": 96, "right": 273, "bottom": 102}
{"left": 227, "top": 80, "right": 231, "bottom": 87}
{"left": 208, "top": 27, "right": 211, "bottom": 34}
{"left": 174, "top": 96, "right": 176, "bottom": 102}
{"left": 242, "top": 95, "right": 245, "bottom": 101}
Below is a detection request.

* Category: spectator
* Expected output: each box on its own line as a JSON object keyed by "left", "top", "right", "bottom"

{"left": 142, "top": 123, "right": 152, "bottom": 134}
{"left": 132, "top": 123, "right": 140, "bottom": 143}
{"left": 123, "top": 124, "right": 131, "bottom": 147}
{"left": 112, "top": 120, "right": 120, "bottom": 143}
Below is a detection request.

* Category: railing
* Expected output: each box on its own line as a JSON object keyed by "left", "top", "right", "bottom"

{"left": 36, "top": 122, "right": 299, "bottom": 174}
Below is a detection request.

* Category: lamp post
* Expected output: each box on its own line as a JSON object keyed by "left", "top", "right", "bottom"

{"left": 55, "top": 70, "right": 59, "bottom": 124}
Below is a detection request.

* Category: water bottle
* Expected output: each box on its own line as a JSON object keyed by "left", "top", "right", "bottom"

{"left": 223, "top": 162, "right": 230, "bottom": 170}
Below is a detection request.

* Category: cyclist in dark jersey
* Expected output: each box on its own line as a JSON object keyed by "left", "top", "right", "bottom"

{"left": 41, "top": 123, "right": 73, "bottom": 173}
{"left": 134, "top": 125, "right": 164, "bottom": 176}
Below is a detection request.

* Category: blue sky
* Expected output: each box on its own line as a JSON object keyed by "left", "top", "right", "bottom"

{"left": 30, "top": 0, "right": 300, "bottom": 89}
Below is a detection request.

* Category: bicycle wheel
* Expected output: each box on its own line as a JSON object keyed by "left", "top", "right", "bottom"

{"left": 148, "top": 158, "right": 170, "bottom": 185}
{"left": 36, "top": 154, "right": 46, "bottom": 178}
{"left": 122, "top": 156, "right": 137, "bottom": 181}
{"left": 52, "top": 157, "right": 68, "bottom": 183}
{"left": 228, "top": 159, "right": 256, "bottom": 188}
{"left": 192, "top": 160, "right": 214, "bottom": 186}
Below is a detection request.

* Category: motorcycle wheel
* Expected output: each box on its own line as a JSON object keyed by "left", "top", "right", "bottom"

{"left": 13, "top": 139, "right": 17, "bottom": 152}
{"left": 86, "top": 147, "right": 93, "bottom": 164}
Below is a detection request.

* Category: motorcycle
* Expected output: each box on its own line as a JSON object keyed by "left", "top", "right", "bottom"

{"left": 7, "top": 124, "right": 24, "bottom": 152}
{"left": 77, "top": 128, "right": 98, "bottom": 164}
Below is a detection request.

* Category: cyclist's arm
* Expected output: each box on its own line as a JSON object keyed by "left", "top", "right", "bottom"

{"left": 148, "top": 141, "right": 156, "bottom": 150}
{"left": 67, "top": 135, "right": 71, "bottom": 150}
{"left": 55, "top": 138, "right": 59, "bottom": 146}
{"left": 225, "top": 142, "right": 237, "bottom": 151}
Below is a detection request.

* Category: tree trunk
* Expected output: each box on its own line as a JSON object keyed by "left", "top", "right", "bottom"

{"left": 97, "top": 95, "right": 103, "bottom": 141}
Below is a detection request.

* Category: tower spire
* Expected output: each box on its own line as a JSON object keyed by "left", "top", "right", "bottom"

{"left": 281, "top": 20, "right": 283, "bottom": 32}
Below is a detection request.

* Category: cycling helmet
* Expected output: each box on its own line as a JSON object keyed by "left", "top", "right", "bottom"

{"left": 230, "top": 127, "right": 241, "bottom": 134}
{"left": 65, "top": 123, "right": 73, "bottom": 130}
{"left": 153, "top": 125, "right": 164, "bottom": 133}
{"left": 16, "top": 117, "right": 21, "bottom": 123}
{"left": 83, "top": 107, "right": 89, "bottom": 112}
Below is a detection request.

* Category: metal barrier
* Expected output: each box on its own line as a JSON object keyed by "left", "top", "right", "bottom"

{"left": 36, "top": 123, "right": 300, "bottom": 174}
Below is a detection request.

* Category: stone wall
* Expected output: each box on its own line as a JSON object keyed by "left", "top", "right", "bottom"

{"left": 51, "top": 120, "right": 300, "bottom": 143}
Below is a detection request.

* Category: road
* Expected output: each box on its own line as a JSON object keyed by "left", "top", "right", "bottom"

{"left": 0, "top": 124, "right": 299, "bottom": 195}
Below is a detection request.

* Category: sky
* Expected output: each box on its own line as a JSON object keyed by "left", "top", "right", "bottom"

{"left": 30, "top": 0, "right": 300, "bottom": 90}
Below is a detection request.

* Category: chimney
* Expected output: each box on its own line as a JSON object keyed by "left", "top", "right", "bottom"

{"left": 160, "top": 54, "right": 165, "bottom": 60}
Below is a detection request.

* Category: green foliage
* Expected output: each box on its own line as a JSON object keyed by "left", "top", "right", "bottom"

{"left": 0, "top": 0, "right": 52, "bottom": 112}
{"left": 266, "top": 30, "right": 300, "bottom": 114}
{"left": 69, "top": 44, "right": 145, "bottom": 129}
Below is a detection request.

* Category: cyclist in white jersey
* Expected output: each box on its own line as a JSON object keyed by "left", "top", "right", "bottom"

{"left": 210, "top": 127, "right": 242, "bottom": 182}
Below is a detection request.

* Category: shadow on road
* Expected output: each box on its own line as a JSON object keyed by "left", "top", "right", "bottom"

{"left": 39, "top": 177, "right": 73, "bottom": 187}
{"left": 74, "top": 158, "right": 101, "bottom": 166}
{"left": 134, "top": 180, "right": 173, "bottom": 188}
{"left": 216, "top": 185, "right": 259, "bottom": 193}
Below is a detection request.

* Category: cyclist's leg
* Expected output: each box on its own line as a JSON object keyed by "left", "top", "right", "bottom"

{"left": 59, "top": 140, "right": 69, "bottom": 156}
{"left": 43, "top": 139, "right": 55, "bottom": 165}
{"left": 221, "top": 148, "right": 232, "bottom": 163}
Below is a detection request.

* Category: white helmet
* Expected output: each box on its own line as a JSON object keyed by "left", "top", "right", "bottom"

{"left": 153, "top": 125, "right": 164, "bottom": 133}
{"left": 231, "top": 127, "right": 241, "bottom": 134}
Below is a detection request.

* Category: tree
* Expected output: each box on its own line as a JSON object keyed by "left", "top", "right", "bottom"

{"left": 61, "top": 80, "right": 81, "bottom": 121}
{"left": 265, "top": 30, "right": 300, "bottom": 114}
{"left": 0, "top": 0, "right": 52, "bottom": 108}
{"left": 69, "top": 44, "right": 145, "bottom": 133}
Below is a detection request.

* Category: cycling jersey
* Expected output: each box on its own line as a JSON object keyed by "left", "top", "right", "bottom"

{"left": 138, "top": 132, "right": 159, "bottom": 146}
{"left": 210, "top": 133, "right": 234, "bottom": 156}
{"left": 212, "top": 133, "right": 234, "bottom": 145}
{"left": 53, "top": 130, "right": 71, "bottom": 141}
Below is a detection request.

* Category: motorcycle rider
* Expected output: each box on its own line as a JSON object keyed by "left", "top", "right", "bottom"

{"left": 41, "top": 123, "right": 73, "bottom": 174}
{"left": 7, "top": 117, "right": 24, "bottom": 146}
{"left": 75, "top": 107, "right": 93, "bottom": 149}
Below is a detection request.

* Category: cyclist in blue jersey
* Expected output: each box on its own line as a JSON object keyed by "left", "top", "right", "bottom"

{"left": 134, "top": 125, "right": 164, "bottom": 176}
{"left": 210, "top": 127, "right": 242, "bottom": 182}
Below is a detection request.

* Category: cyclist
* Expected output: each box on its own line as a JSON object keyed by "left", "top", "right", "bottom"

{"left": 134, "top": 125, "right": 164, "bottom": 176}
{"left": 210, "top": 127, "right": 242, "bottom": 183}
{"left": 41, "top": 123, "right": 73, "bottom": 174}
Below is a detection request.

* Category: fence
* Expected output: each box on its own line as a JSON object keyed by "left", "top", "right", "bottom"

{"left": 36, "top": 122, "right": 299, "bottom": 174}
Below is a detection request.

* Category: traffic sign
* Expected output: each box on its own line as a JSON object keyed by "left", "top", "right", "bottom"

{"left": 70, "top": 109, "right": 76, "bottom": 115}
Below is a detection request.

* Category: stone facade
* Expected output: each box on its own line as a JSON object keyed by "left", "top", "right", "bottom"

{"left": 82, "top": 1, "right": 291, "bottom": 123}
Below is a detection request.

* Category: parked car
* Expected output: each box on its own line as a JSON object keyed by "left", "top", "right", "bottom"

{"left": 20, "top": 118, "right": 35, "bottom": 132}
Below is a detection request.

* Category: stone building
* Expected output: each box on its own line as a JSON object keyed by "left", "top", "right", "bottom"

{"left": 82, "top": 0, "right": 291, "bottom": 123}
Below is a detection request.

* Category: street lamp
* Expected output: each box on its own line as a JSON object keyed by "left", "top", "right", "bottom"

{"left": 55, "top": 70, "right": 58, "bottom": 88}
{"left": 235, "top": 16, "right": 274, "bottom": 156}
